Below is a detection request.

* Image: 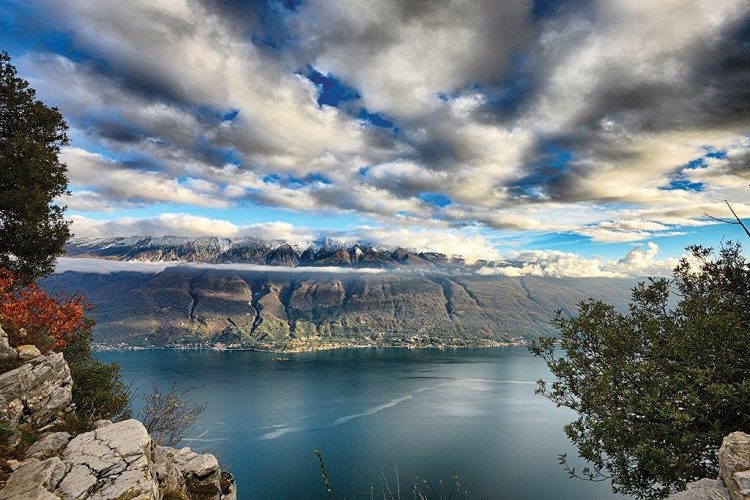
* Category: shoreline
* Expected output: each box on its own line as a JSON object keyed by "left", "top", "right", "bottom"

{"left": 93, "top": 338, "right": 527, "bottom": 354}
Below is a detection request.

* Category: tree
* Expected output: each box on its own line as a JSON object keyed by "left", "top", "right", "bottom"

{"left": 0, "top": 51, "right": 70, "bottom": 281}
{"left": 0, "top": 51, "right": 130, "bottom": 432}
{"left": 530, "top": 243, "right": 750, "bottom": 499}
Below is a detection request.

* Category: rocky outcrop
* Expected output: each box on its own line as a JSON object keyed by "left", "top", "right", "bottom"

{"left": 1, "top": 419, "right": 236, "bottom": 499}
{"left": 670, "top": 432, "right": 750, "bottom": 500}
{"left": 0, "top": 346, "right": 72, "bottom": 433}
{"left": 720, "top": 432, "right": 750, "bottom": 500}
{"left": 0, "top": 340, "right": 236, "bottom": 499}
{"left": 154, "top": 445, "right": 234, "bottom": 500}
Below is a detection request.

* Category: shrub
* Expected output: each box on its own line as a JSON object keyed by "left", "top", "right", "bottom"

{"left": 62, "top": 323, "right": 132, "bottom": 427}
{"left": 0, "top": 268, "right": 87, "bottom": 351}
{"left": 139, "top": 381, "right": 207, "bottom": 446}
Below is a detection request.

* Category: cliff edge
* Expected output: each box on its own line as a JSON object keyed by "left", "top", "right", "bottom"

{"left": 0, "top": 326, "right": 236, "bottom": 499}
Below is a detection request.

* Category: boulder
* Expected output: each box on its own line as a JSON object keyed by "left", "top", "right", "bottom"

{"left": 0, "top": 457, "right": 66, "bottom": 500}
{"left": 0, "top": 348, "right": 237, "bottom": 500}
{"left": 17, "top": 344, "right": 42, "bottom": 361}
{"left": 166, "top": 446, "right": 223, "bottom": 499}
{"left": 720, "top": 432, "right": 750, "bottom": 500}
{"left": 25, "top": 432, "right": 73, "bottom": 460}
{"left": 57, "top": 419, "right": 160, "bottom": 499}
{"left": 0, "top": 352, "right": 72, "bottom": 431}
{"left": 154, "top": 445, "right": 189, "bottom": 499}
{"left": 670, "top": 478, "right": 730, "bottom": 500}
{"left": 0, "top": 326, "right": 17, "bottom": 362}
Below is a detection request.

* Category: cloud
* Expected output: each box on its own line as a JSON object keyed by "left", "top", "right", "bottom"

{"left": 476, "top": 242, "right": 679, "bottom": 278}
{"left": 54, "top": 257, "right": 385, "bottom": 275}
{"left": 69, "top": 214, "right": 243, "bottom": 238}
{"left": 4, "top": 0, "right": 749, "bottom": 247}
{"left": 61, "top": 147, "right": 231, "bottom": 208}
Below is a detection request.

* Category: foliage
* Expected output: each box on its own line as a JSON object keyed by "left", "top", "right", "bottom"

{"left": 139, "top": 381, "right": 208, "bottom": 446}
{"left": 0, "top": 268, "right": 87, "bottom": 350}
{"left": 62, "top": 323, "right": 132, "bottom": 428}
{"left": 529, "top": 243, "right": 750, "bottom": 499}
{"left": 0, "top": 51, "right": 70, "bottom": 281}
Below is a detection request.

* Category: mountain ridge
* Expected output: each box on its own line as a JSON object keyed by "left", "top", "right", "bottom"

{"left": 44, "top": 265, "right": 637, "bottom": 352}
{"left": 65, "top": 236, "right": 485, "bottom": 271}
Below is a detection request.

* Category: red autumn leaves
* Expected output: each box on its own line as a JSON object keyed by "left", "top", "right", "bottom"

{"left": 0, "top": 268, "right": 89, "bottom": 350}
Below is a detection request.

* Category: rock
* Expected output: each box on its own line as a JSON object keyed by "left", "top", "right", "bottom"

{"left": 17, "top": 344, "right": 42, "bottom": 361}
{"left": 58, "top": 419, "right": 159, "bottom": 499}
{"left": 154, "top": 446, "right": 189, "bottom": 499}
{"left": 220, "top": 471, "right": 237, "bottom": 500}
{"left": 670, "top": 478, "right": 730, "bottom": 499}
{"left": 94, "top": 419, "right": 112, "bottom": 429}
{"left": 0, "top": 347, "right": 237, "bottom": 500}
{"left": 0, "top": 352, "right": 72, "bottom": 431}
{"left": 25, "top": 432, "right": 72, "bottom": 460}
{"left": 169, "top": 446, "right": 223, "bottom": 499}
{"left": 720, "top": 432, "right": 750, "bottom": 500}
{"left": 0, "top": 325, "right": 17, "bottom": 362}
{"left": 0, "top": 457, "right": 66, "bottom": 500}
{"left": 155, "top": 445, "right": 238, "bottom": 500}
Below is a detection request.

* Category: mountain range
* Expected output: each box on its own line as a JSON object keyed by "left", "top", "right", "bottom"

{"left": 65, "top": 236, "right": 490, "bottom": 271}
{"left": 48, "top": 237, "right": 639, "bottom": 351}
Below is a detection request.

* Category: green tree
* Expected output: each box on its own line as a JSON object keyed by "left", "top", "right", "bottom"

{"left": 0, "top": 51, "right": 70, "bottom": 281}
{"left": 530, "top": 243, "right": 750, "bottom": 499}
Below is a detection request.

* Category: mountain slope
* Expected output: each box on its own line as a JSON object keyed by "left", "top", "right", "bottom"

{"left": 44, "top": 267, "right": 636, "bottom": 350}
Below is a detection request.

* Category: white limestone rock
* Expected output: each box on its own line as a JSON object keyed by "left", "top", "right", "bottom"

{"left": 26, "top": 432, "right": 73, "bottom": 460}
{"left": 0, "top": 352, "right": 72, "bottom": 430}
{"left": 58, "top": 419, "right": 160, "bottom": 499}
{"left": 720, "top": 432, "right": 750, "bottom": 500}
{"left": 154, "top": 445, "right": 190, "bottom": 499}
{"left": 670, "top": 478, "right": 730, "bottom": 500}
{"left": 169, "top": 446, "right": 223, "bottom": 499}
{"left": 0, "top": 457, "right": 66, "bottom": 500}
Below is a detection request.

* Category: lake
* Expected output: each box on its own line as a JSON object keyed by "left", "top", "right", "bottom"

{"left": 96, "top": 347, "right": 620, "bottom": 500}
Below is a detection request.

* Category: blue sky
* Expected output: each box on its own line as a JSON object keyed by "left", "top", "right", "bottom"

{"left": 1, "top": 0, "right": 749, "bottom": 276}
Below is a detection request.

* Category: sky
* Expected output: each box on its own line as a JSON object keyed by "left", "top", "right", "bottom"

{"left": 1, "top": 0, "right": 749, "bottom": 277}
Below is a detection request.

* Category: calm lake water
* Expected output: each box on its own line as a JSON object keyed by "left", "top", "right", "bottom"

{"left": 96, "top": 347, "right": 620, "bottom": 500}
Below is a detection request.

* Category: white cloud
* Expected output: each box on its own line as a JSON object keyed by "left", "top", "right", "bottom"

{"left": 8, "top": 0, "right": 750, "bottom": 249}
{"left": 61, "top": 147, "right": 231, "bottom": 208}
{"left": 476, "top": 242, "right": 679, "bottom": 278}
{"left": 54, "top": 257, "right": 385, "bottom": 275}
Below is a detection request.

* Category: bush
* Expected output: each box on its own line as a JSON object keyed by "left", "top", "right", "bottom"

{"left": 139, "top": 381, "right": 207, "bottom": 446}
{"left": 530, "top": 243, "right": 750, "bottom": 499}
{"left": 0, "top": 268, "right": 87, "bottom": 351}
{"left": 63, "top": 323, "right": 132, "bottom": 427}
